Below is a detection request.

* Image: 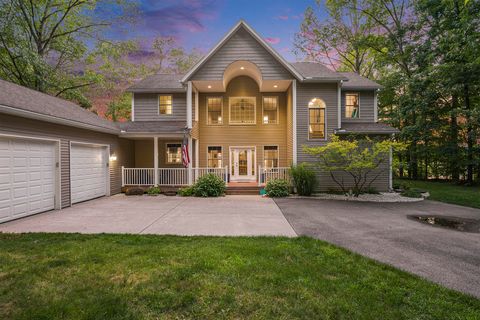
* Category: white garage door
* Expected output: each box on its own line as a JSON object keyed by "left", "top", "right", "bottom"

{"left": 0, "top": 137, "right": 56, "bottom": 223}
{"left": 70, "top": 144, "right": 108, "bottom": 204}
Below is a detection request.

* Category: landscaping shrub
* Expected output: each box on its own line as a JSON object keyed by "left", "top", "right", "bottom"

{"left": 401, "top": 188, "right": 423, "bottom": 198}
{"left": 290, "top": 163, "right": 317, "bottom": 196}
{"left": 265, "top": 179, "right": 290, "bottom": 197}
{"left": 178, "top": 186, "right": 194, "bottom": 197}
{"left": 192, "top": 174, "right": 226, "bottom": 197}
{"left": 147, "top": 186, "right": 161, "bottom": 196}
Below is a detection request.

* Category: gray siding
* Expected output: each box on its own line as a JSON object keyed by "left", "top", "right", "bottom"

{"left": 341, "top": 90, "right": 375, "bottom": 123}
{"left": 0, "top": 114, "right": 134, "bottom": 208}
{"left": 191, "top": 27, "right": 292, "bottom": 81}
{"left": 134, "top": 93, "right": 187, "bottom": 122}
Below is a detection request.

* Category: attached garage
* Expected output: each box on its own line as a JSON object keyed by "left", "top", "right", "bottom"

{"left": 0, "top": 135, "right": 59, "bottom": 223}
{"left": 70, "top": 143, "right": 109, "bottom": 204}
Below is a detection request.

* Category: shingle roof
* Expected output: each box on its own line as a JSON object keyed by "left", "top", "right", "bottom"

{"left": 118, "top": 121, "right": 186, "bottom": 134}
{"left": 290, "top": 62, "right": 348, "bottom": 81}
{"left": 127, "top": 74, "right": 185, "bottom": 93}
{"left": 339, "top": 72, "right": 382, "bottom": 89}
{"left": 335, "top": 122, "right": 399, "bottom": 134}
{"left": 0, "top": 79, "right": 119, "bottom": 133}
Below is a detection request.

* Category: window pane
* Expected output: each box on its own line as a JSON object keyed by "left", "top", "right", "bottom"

{"left": 264, "top": 146, "right": 278, "bottom": 168}
{"left": 345, "top": 93, "right": 359, "bottom": 118}
{"left": 159, "top": 95, "right": 172, "bottom": 115}
{"left": 263, "top": 97, "right": 278, "bottom": 124}
{"left": 207, "top": 97, "right": 222, "bottom": 125}
{"left": 166, "top": 143, "right": 181, "bottom": 164}
{"left": 207, "top": 146, "right": 222, "bottom": 168}
{"left": 230, "top": 97, "right": 255, "bottom": 124}
{"left": 309, "top": 107, "right": 325, "bottom": 139}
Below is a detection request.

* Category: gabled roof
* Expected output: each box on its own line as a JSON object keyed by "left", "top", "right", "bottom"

{"left": 290, "top": 62, "right": 348, "bottom": 81}
{"left": 339, "top": 72, "right": 382, "bottom": 90}
{"left": 0, "top": 79, "right": 119, "bottom": 134}
{"left": 127, "top": 74, "right": 185, "bottom": 93}
{"left": 181, "top": 20, "right": 304, "bottom": 82}
{"left": 118, "top": 121, "right": 185, "bottom": 134}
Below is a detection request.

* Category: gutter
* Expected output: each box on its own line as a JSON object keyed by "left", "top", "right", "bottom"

{"left": 0, "top": 104, "right": 120, "bottom": 135}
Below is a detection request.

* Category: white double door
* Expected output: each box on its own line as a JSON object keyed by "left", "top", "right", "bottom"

{"left": 230, "top": 147, "right": 255, "bottom": 182}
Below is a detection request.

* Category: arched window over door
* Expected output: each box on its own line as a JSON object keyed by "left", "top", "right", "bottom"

{"left": 308, "top": 98, "right": 326, "bottom": 139}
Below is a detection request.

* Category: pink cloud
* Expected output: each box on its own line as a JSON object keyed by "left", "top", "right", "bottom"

{"left": 265, "top": 37, "right": 281, "bottom": 44}
{"left": 277, "top": 15, "right": 289, "bottom": 20}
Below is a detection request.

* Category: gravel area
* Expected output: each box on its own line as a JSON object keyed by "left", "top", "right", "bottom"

{"left": 289, "top": 192, "right": 428, "bottom": 202}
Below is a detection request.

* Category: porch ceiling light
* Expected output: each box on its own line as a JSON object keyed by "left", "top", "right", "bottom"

{"left": 207, "top": 85, "right": 212, "bottom": 89}
{"left": 240, "top": 66, "right": 245, "bottom": 70}
{"left": 273, "top": 84, "right": 278, "bottom": 88}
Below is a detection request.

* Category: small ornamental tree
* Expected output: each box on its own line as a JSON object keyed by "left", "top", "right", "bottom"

{"left": 304, "top": 135, "right": 406, "bottom": 196}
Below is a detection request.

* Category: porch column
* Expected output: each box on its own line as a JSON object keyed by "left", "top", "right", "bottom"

{"left": 195, "top": 139, "right": 199, "bottom": 168}
{"left": 292, "top": 79, "right": 297, "bottom": 165}
{"left": 154, "top": 136, "right": 159, "bottom": 185}
{"left": 188, "top": 136, "right": 193, "bottom": 185}
{"left": 194, "top": 86, "right": 199, "bottom": 122}
{"left": 337, "top": 81, "right": 342, "bottom": 129}
{"left": 187, "top": 81, "right": 193, "bottom": 129}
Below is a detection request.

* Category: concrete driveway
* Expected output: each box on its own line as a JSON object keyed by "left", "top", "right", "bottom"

{"left": 275, "top": 198, "right": 480, "bottom": 298}
{"left": 0, "top": 195, "right": 296, "bottom": 237}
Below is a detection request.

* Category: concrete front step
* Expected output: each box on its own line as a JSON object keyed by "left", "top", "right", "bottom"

{"left": 226, "top": 186, "right": 263, "bottom": 195}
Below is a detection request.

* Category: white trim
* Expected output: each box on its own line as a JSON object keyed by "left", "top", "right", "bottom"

{"left": 206, "top": 96, "right": 224, "bottom": 126}
{"left": 262, "top": 145, "right": 280, "bottom": 168}
{"left": 337, "top": 82, "right": 341, "bottom": 129}
{"left": 262, "top": 96, "right": 279, "bottom": 125}
{"left": 187, "top": 136, "right": 193, "bottom": 184}
{"left": 180, "top": 20, "right": 303, "bottom": 83}
{"left": 292, "top": 80, "right": 297, "bottom": 165}
{"left": 206, "top": 145, "right": 223, "bottom": 168}
{"left": 374, "top": 90, "right": 378, "bottom": 122}
{"left": 194, "top": 86, "right": 199, "bottom": 122}
{"left": 195, "top": 139, "right": 200, "bottom": 168}
{"left": 154, "top": 137, "right": 159, "bottom": 185}
{"left": 158, "top": 94, "right": 173, "bottom": 116}
{"left": 0, "top": 132, "right": 62, "bottom": 211}
{"left": 0, "top": 104, "right": 118, "bottom": 135}
{"left": 69, "top": 141, "right": 111, "bottom": 206}
{"left": 389, "top": 146, "right": 393, "bottom": 190}
{"left": 187, "top": 81, "right": 193, "bottom": 128}
{"left": 229, "top": 146, "right": 257, "bottom": 181}
{"left": 229, "top": 96, "right": 256, "bottom": 125}
{"left": 131, "top": 93, "right": 135, "bottom": 121}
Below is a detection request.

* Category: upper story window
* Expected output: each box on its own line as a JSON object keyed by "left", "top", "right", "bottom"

{"left": 262, "top": 97, "right": 278, "bottom": 124}
{"left": 308, "top": 98, "right": 326, "bottom": 140}
{"left": 345, "top": 93, "right": 360, "bottom": 118}
{"left": 264, "top": 146, "right": 279, "bottom": 168}
{"left": 166, "top": 143, "right": 181, "bottom": 164}
{"left": 207, "top": 97, "right": 223, "bottom": 125}
{"left": 159, "top": 95, "right": 172, "bottom": 115}
{"left": 207, "top": 146, "right": 223, "bottom": 168}
{"left": 229, "top": 97, "right": 256, "bottom": 125}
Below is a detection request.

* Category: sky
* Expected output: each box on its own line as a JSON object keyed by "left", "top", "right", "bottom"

{"left": 105, "top": 0, "right": 328, "bottom": 61}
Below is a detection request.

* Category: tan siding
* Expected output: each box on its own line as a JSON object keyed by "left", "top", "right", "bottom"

{"left": 341, "top": 90, "right": 375, "bottom": 123}
{"left": 198, "top": 76, "right": 290, "bottom": 170}
{"left": 134, "top": 139, "right": 184, "bottom": 168}
{"left": 192, "top": 27, "right": 292, "bottom": 81}
{"left": 134, "top": 93, "right": 187, "bottom": 122}
{"left": 0, "top": 114, "right": 134, "bottom": 207}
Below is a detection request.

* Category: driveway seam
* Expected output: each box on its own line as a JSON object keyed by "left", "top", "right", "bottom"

{"left": 272, "top": 198, "right": 299, "bottom": 237}
{"left": 138, "top": 198, "right": 189, "bottom": 234}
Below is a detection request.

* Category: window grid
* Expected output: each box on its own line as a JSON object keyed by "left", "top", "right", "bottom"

{"left": 264, "top": 146, "right": 279, "bottom": 168}
{"left": 345, "top": 93, "right": 359, "bottom": 118}
{"left": 263, "top": 96, "right": 278, "bottom": 124}
{"left": 159, "top": 95, "right": 172, "bottom": 115}
{"left": 166, "top": 143, "right": 182, "bottom": 164}
{"left": 207, "top": 97, "right": 223, "bottom": 125}
{"left": 207, "top": 146, "right": 223, "bottom": 168}
{"left": 229, "top": 97, "right": 256, "bottom": 124}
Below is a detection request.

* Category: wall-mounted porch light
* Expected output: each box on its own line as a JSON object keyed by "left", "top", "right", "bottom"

{"left": 109, "top": 154, "right": 117, "bottom": 161}
{"left": 263, "top": 115, "right": 269, "bottom": 124}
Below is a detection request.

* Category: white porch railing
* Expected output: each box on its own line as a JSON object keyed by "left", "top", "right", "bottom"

{"left": 258, "top": 166, "right": 290, "bottom": 186}
{"left": 122, "top": 166, "right": 228, "bottom": 187}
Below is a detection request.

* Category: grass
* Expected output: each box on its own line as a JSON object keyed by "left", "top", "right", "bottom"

{"left": 396, "top": 179, "right": 480, "bottom": 209}
{"left": 0, "top": 234, "right": 479, "bottom": 319}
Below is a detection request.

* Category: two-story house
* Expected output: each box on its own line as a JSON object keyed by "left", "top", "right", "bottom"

{"left": 121, "top": 20, "right": 397, "bottom": 190}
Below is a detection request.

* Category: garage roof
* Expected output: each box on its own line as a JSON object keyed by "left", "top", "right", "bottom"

{"left": 0, "top": 79, "right": 119, "bottom": 134}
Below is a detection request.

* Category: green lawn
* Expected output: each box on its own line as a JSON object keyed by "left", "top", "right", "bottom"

{"left": 0, "top": 234, "right": 479, "bottom": 319}
{"left": 397, "top": 179, "right": 480, "bottom": 209}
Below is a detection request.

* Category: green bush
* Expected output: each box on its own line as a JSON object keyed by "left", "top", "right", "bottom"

{"left": 401, "top": 188, "right": 423, "bottom": 198}
{"left": 265, "top": 179, "right": 290, "bottom": 198}
{"left": 178, "top": 186, "right": 194, "bottom": 197}
{"left": 365, "top": 187, "right": 380, "bottom": 194}
{"left": 192, "top": 174, "right": 226, "bottom": 197}
{"left": 290, "top": 163, "right": 317, "bottom": 196}
{"left": 147, "top": 185, "right": 161, "bottom": 196}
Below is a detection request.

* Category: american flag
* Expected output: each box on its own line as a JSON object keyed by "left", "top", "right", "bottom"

{"left": 182, "top": 134, "right": 190, "bottom": 168}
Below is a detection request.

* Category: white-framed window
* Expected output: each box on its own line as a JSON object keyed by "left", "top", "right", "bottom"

{"left": 229, "top": 97, "right": 256, "bottom": 125}
{"left": 263, "top": 146, "right": 279, "bottom": 168}
{"left": 308, "top": 98, "right": 326, "bottom": 140}
{"left": 159, "top": 95, "right": 172, "bottom": 115}
{"left": 262, "top": 96, "right": 278, "bottom": 124}
{"left": 345, "top": 93, "right": 360, "bottom": 118}
{"left": 207, "top": 97, "right": 223, "bottom": 125}
{"left": 207, "top": 146, "right": 223, "bottom": 168}
{"left": 165, "top": 143, "right": 182, "bottom": 164}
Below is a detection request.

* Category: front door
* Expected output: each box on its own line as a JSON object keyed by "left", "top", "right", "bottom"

{"left": 230, "top": 147, "right": 255, "bottom": 181}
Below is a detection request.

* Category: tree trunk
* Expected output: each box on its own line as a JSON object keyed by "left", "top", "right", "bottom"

{"left": 464, "top": 84, "right": 474, "bottom": 184}
{"left": 450, "top": 97, "right": 460, "bottom": 182}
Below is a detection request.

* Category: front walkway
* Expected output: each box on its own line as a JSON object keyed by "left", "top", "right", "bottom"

{"left": 0, "top": 195, "right": 296, "bottom": 237}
